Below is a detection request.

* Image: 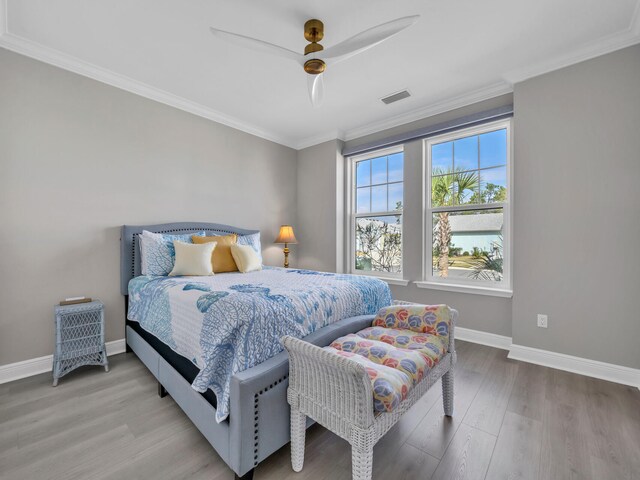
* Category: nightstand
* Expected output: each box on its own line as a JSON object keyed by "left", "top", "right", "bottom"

{"left": 53, "top": 300, "right": 109, "bottom": 386}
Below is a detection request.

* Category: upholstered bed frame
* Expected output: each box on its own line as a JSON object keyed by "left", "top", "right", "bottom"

{"left": 121, "top": 222, "right": 377, "bottom": 480}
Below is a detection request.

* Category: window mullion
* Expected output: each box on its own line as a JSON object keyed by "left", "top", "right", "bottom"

{"left": 369, "top": 161, "right": 372, "bottom": 212}
{"left": 477, "top": 133, "right": 482, "bottom": 203}
{"left": 355, "top": 211, "right": 402, "bottom": 219}
{"left": 386, "top": 156, "right": 389, "bottom": 211}
{"left": 451, "top": 140, "right": 456, "bottom": 206}
{"left": 431, "top": 202, "right": 505, "bottom": 214}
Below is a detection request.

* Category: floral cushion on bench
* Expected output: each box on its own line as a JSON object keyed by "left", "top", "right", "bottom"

{"left": 324, "top": 347, "right": 413, "bottom": 413}
{"left": 355, "top": 326, "right": 447, "bottom": 367}
{"left": 329, "top": 334, "right": 429, "bottom": 385}
{"left": 372, "top": 305, "right": 451, "bottom": 344}
{"left": 321, "top": 304, "right": 452, "bottom": 414}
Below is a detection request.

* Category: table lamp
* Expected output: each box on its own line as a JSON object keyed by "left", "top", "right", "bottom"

{"left": 275, "top": 225, "right": 298, "bottom": 268}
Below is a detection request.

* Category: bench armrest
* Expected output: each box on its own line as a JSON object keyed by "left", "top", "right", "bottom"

{"left": 282, "top": 335, "right": 376, "bottom": 430}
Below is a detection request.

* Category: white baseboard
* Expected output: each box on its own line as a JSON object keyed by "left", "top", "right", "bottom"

{"left": 508, "top": 344, "right": 640, "bottom": 390}
{"left": 0, "top": 338, "right": 126, "bottom": 385}
{"left": 105, "top": 338, "right": 127, "bottom": 356}
{"left": 455, "top": 326, "right": 512, "bottom": 350}
{"left": 450, "top": 326, "right": 639, "bottom": 389}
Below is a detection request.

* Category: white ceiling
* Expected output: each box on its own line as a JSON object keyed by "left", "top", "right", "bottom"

{"left": 1, "top": 0, "right": 639, "bottom": 149}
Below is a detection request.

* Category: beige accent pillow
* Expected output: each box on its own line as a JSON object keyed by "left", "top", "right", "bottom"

{"left": 230, "top": 244, "right": 262, "bottom": 273}
{"left": 192, "top": 234, "right": 238, "bottom": 273}
{"left": 169, "top": 241, "right": 216, "bottom": 276}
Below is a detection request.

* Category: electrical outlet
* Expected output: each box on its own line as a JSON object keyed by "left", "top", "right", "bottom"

{"left": 537, "top": 314, "right": 548, "bottom": 328}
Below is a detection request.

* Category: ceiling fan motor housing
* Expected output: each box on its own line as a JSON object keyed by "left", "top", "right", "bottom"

{"left": 303, "top": 19, "right": 326, "bottom": 75}
{"left": 304, "top": 19, "right": 324, "bottom": 42}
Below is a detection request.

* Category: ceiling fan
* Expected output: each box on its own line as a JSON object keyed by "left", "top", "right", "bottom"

{"left": 210, "top": 15, "right": 419, "bottom": 106}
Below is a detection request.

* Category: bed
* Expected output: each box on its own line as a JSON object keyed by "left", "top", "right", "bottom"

{"left": 121, "top": 222, "right": 392, "bottom": 480}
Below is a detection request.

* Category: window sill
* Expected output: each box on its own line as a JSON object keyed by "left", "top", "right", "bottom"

{"left": 414, "top": 281, "right": 513, "bottom": 298}
{"left": 378, "top": 277, "right": 410, "bottom": 286}
{"left": 351, "top": 273, "right": 409, "bottom": 286}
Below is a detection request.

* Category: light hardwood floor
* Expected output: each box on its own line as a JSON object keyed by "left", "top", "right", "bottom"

{"left": 1, "top": 341, "right": 639, "bottom": 480}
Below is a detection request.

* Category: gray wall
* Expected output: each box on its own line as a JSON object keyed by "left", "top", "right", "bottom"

{"left": 295, "top": 139, "right": 344, "bottom": 272}
{"left": 0, "top": 48, "right": 297, "bottom": 366}
{"left": 2, "top": 43, "right": 639, "bottom": 371}
{"left": 512, "top": 44, "right": 640, "bottom": 368}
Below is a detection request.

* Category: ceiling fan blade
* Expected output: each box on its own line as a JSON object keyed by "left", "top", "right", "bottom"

{"left": 307, "top": 74, "right": 324, "bottom": 107}
{"left": 322, "top": 15, "right": 419, "bottom": 64}
{"left": 210, "top": 27, "right": 304, "bottom": 64}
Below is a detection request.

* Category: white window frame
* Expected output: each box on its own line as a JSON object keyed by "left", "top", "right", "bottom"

{"left": 418, "top": 119, "right": 513, "bottom": 297}
{"left": 346, "top": 145, "right": 406, "bottom": 283}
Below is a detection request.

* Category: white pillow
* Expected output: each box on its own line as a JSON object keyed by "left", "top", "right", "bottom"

{"left": 169, "top": 241, "right": 217, "bottom": 276}
{"left": 230, "top": 244, "right": 262, "bottom": 273}
{"left": 237, "top": 232, "right": 262, "bottom": 264}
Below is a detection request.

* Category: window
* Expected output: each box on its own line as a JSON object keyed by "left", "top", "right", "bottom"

{"left": 424, "top": 120, "right": 511, "bottom": 292}
{"left": 349, "top": 146, "right": 403, "bottom": 277}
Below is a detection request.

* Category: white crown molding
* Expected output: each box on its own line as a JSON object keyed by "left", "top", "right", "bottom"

{"left": 455, "top": 326, "right": 512, "bottom": 351}
{"left": 294, "top": 130, "right": 345, "bottom": 150}
{"left": 0, "top": 32, "right": 300, "bottom": 149}
{"left": 509, "top": 344, "right": 640, "bottom": 390}
{"left": 504, "top": 7, "right": 640, "bottom": 84}
{"left": 294, "top": 81, "right": 513, "bottom": 149}
{"left": 0, "top": 339, "right": 126, "bottom": 384}
{"left": 340, "top": 82, "right": 514, "bottom": 144}
{"left": 0, "top": 30, "right": 511, "bottom": 152}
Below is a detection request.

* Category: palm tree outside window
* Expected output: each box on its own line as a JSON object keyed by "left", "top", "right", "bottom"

{"left": 425, "top": 119, "right": 511, "bottom": 289}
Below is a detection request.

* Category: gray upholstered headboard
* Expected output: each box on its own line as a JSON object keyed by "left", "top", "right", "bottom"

{"left": 120, "top": 222, "right": 260, "bottom": 295}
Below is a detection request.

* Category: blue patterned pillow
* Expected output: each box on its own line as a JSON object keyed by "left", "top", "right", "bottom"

{"left": 139, "top": 231, "right": 205, "bottom": 276}
{"left": 237, "top": 232, "right": 262, "bottom": 264}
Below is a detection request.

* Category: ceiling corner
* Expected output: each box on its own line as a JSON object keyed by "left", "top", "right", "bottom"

{"left": 0, "top": 0, "right": 7, "bottom": 36}
{"left": 503, "top": 11, "right": 640, "bottom": 85}
{"left": 632, "top": 0, "right": 640, "bottom": 35}
{"left": 293, "top": 130, "right": 345, "bottom": 151}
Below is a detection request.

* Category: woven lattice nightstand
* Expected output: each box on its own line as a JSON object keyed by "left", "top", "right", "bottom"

{"left": 53, "top": 300, "right": 109, "bottom": 386}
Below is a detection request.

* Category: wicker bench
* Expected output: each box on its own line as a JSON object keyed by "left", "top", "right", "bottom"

{"left": 282, "top": 303, "right": 457, "bottom": 480}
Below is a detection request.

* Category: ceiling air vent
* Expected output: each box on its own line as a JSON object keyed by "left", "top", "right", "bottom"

{"left": 381, "top": 90, "right": 411, "bottom": 105}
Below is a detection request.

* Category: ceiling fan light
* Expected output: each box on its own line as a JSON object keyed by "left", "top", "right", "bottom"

{"left": 304, "top": 58, "right": 326, "bottom": 75}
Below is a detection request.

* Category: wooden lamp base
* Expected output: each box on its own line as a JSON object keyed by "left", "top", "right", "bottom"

{"left": 283, "top": 244, "right": 290, "bottom": 268}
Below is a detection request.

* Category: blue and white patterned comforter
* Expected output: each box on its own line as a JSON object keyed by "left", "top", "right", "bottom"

{"left": 127, "top": 267, "right": 392, "bottom": 422}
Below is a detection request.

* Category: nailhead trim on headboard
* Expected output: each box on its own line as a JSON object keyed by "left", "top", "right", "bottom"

{"left": 253, "top": 374, "right": 289, "bottom": 466}
{"left": 130, "top": 237, "right": 136, "bottom": 278}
